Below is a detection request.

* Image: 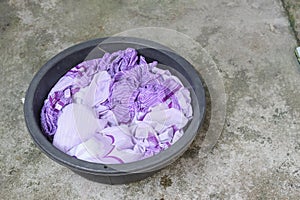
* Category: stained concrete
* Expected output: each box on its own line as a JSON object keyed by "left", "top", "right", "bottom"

{"left": 282, "top": 0, "right": 300, "bottom": 44}
{"left": 1, "top": 0, "right": 300, "bottom": 199}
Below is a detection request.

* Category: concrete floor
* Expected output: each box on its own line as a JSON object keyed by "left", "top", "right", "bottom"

{"left": 1, "top": 0, "right": 300, "bottom": 199}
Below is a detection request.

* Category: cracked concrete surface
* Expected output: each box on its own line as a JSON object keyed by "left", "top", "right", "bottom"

{"left": 1, "top": 0, "right": 300, "bottom": 199}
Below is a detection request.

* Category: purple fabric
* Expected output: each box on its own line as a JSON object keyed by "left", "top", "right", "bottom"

{"left": 107, "top": 63, "right": 182, "bottom": 123}
{"left": 53, "top": 103, "right": 107, "bottom": 153}
{"left": 40, "top": 48, "right": 193, "bottom": 164}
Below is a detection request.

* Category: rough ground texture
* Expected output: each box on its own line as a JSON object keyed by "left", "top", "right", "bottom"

{"left": 1, "top": 0, "right": 300, "bottom": 199}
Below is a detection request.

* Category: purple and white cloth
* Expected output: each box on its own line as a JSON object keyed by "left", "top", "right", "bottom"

{"left": 41, "top": 48, "right": 192, "bottom": 164}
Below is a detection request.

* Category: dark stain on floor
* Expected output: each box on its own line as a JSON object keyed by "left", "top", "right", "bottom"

{"left": 160, "top": 175, "right": 173, "bottom": 189}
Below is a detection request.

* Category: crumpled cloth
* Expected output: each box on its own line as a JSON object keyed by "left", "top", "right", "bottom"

{"left": 41, "top": 48, "right": 192, "bottom": 164}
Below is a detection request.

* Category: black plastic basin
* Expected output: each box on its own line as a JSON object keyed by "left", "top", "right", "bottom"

{"left": 24, "top": 37, "right": 206, "bottom": 184}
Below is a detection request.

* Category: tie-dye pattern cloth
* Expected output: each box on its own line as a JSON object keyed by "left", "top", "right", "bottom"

{"left": 41, "top": 48, "right": 192, "bottom": 164}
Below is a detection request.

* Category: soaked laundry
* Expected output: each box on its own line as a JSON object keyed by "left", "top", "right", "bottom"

{"left": 41, "top": 48, "right": 192, "bottom": 164}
